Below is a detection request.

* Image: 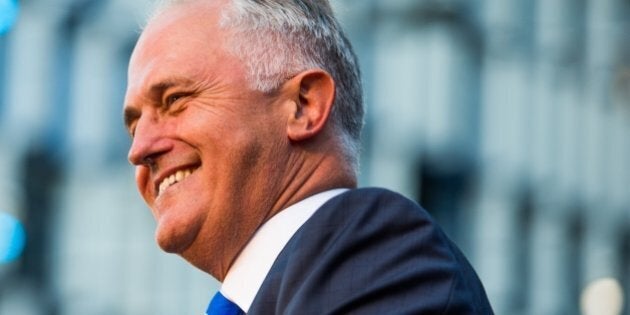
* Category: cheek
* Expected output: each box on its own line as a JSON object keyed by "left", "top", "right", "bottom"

{"left": 135, "top": 166, "right": 152, "bottom": 202}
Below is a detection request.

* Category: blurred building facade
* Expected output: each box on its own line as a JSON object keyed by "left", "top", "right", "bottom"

{"left": 0, "top": 0, "right": 628, "bottom": 314}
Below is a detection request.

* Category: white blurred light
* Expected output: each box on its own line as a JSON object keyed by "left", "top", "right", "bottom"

{"left": 0, "top": 0, "right": 19, "bottom": 35}
{"left": 580, "top": 277, "right": 624, "bottom": 315}
{"left": 0, "top": 211, "right": 26, "bottom": 264}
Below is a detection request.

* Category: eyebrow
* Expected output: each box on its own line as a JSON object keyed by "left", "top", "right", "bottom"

{"left": 123, "top": 107, "right": 140, "bottom": 133}
{"left": 123, "top": 77, "right": 195, "bottom": 131}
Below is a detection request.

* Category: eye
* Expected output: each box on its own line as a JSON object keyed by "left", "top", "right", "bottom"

{"left": 165, "top": 93, "right": 184, "bottom": 106}
{"left": 162, "top": 92, "right": 191, "bottom": 115}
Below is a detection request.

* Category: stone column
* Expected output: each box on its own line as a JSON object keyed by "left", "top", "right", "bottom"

{"left": 0, "top": 2, "right": 69, "bottom": 314}
{"left": 528, "top": 0, "right": 585, "bottom": 313}
{"left": 2, "top": 3, "right": 62, "bottom": 149}
{"left": 475, "top": 0, "right": 534, "bottom": 312}
{"left": 580, "top": 0, "right": 628, "bottom": 294}
{"left": 369, "top": 0, "right": 479, "bottom": 199}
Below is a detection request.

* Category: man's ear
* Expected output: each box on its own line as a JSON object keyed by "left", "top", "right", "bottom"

{"left": 285, "top": 69, "right": 335, "bottom": 142}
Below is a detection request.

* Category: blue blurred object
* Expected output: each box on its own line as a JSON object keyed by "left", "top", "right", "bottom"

{"left": 0, "top": 211, "right": 26, "bottom": 264}
{"left": 0, "top": 0, "right": 19, "bottom": 35}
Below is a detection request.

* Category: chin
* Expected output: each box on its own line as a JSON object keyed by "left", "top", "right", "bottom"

{"left": 180, "top": 241, "right": 228, "bottom": 280}
{"left": 154, "top": 219, "right": 198, "bottom": 254}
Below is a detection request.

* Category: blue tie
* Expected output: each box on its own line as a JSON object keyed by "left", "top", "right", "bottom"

{"left": 206, "top": 291, "right": 245, "bottom": 315}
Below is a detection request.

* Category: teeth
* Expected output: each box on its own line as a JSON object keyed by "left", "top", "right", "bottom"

{"left": 158, "top": 168, "right": 196, "bottom": 196}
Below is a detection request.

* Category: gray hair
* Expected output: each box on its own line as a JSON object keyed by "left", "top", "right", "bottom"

{"left": 151, "top": 0, "right": 364, "bottom": 170}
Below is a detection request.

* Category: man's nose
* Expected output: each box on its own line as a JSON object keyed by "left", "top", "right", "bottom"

{"left": 127, "top": 115, "right": 170, "bottom": 166}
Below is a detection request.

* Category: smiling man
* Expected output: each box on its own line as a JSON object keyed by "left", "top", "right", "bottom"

{"left": 123, "top": 0, "right": 493, "bottom": 314}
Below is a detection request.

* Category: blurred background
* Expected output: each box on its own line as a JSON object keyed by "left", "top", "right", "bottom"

{"left": 0, "top": 0, "right": 629, "bottom": 314}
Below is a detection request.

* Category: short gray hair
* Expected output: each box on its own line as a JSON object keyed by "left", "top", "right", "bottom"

{"left": 152, "top": 0, "right": 364, "bottom": 170}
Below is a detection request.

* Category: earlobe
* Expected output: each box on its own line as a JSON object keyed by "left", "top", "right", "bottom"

{"left": 286, "top": 70, "right": 335, "bottom": 142}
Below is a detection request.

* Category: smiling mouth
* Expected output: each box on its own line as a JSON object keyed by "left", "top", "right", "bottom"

{"left": 157, "top": 167, "right": 198, "bottom": 196}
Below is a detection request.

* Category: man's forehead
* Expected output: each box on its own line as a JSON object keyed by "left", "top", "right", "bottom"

{"left": 145, "top": 0, "right": 226, "bottom": 33}
{"left": 127, "top": 2, "right": 225, "bottom": 85}
{"left": 125, "top": 48, "right": 209, "bottom": 104}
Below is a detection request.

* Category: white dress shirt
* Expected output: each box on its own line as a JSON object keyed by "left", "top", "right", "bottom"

{"left": 220, "top": 189, "right": 348, "bottom": 313}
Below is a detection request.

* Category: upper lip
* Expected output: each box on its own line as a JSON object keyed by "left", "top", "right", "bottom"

{"left": 153, "top": 163, "right": 200, "bottom": 195}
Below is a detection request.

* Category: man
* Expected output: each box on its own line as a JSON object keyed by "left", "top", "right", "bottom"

{"left": 123, "top": 0, "right": 493, "bottom": 314}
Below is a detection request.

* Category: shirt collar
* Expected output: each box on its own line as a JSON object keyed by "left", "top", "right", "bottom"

{"left": 220, "top": 188, "right": 348, "bottom": 313}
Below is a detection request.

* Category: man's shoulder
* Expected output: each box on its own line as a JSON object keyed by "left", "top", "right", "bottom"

{"left": 250, "top": 187, "right": 494, "bottom": 315}
{"left": 333, "top": 186, "right": 415, "bottom": 201}
{"left": 312, "top": 186, "right": 436, "bottom": 228}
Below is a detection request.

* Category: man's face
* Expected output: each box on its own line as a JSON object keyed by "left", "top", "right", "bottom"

{"left": 123, "top": 1, "right": 290, "bottom": 277}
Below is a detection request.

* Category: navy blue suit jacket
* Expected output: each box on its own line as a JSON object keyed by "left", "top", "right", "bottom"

{"left": 248, "top": 188, "right": 493, "bottom": 314}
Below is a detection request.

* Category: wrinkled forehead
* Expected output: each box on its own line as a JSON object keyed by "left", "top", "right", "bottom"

{"left": 126, "top": 0, "right": 231, "bottom": 87}
{"left": 133, "top": 1, "right": 226, "bottom": 62}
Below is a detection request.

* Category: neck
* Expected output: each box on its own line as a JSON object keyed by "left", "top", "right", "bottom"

{"left": 197, "top": 136, "right": 356, "bottom": 281}
{"left": 268, "top": 140, "right": 356, "bottom": 223}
